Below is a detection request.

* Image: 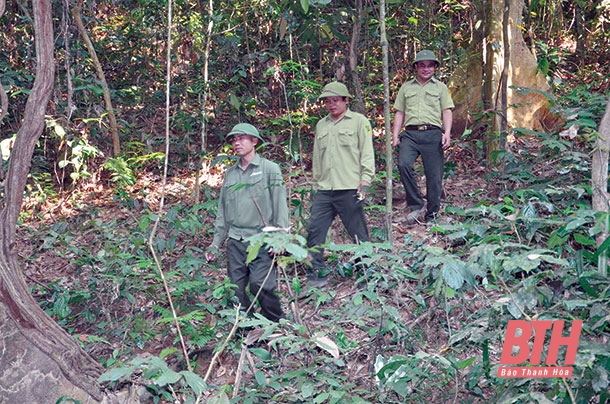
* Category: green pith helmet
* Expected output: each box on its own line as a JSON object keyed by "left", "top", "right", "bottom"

{"left": 226, "top": 123, "right": 264, "bottom": 142}
{"left": 413, "top": 50, "right": 440, "bottom": 68}
{"left": 318, "top": 82, "right": 352, "bottom": 100}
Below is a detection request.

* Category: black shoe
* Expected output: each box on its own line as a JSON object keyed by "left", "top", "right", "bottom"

{"left": 406, "top": 208, "right": 425, "bottom": 224}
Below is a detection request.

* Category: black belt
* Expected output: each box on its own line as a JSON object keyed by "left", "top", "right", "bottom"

{"left": 405, "top": 124, "right": 440, "bottom": 131}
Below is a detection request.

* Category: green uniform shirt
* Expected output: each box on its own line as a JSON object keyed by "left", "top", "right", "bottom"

{"left": 393, "top": 77, "right": 455, "bottom": 128}
{"left": 312, "top": 109, "right": 375, "bottom": 191}
{"left": 212, "top": 154, "right": 289, "bottom": 246}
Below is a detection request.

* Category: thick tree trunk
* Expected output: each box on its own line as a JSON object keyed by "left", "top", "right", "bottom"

{"left": 449, "top": 0, "right": 557, "bottom": 162}
{"left": 0, "top": 0, "right": 104, "bottom": 402}
{"left": 592, "top": 95, "right": 610, "bottom": 277}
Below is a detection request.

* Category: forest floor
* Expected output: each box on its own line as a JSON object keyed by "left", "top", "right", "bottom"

{"left": 17, "top": 145, "right": 503, "bottom": 401}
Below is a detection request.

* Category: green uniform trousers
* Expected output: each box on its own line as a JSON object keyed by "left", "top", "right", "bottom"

{"left": 226, "top": 237, "right": 283, "bottom": 322}
{"left": 306, "top": 190, "right": 369, "bottom": 273}
{"left": 398, "top": 128, "right": 444, "bottom": 221}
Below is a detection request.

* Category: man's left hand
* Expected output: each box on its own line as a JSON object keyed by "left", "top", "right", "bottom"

{"left": 442, "top": 133, "right": 451, "bottom": 148}
{"left": 357, "top": 182, "right": 370, "bottom": 201}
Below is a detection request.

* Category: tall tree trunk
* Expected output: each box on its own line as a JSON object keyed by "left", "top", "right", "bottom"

{"left": 379, "top": 0, "right": 392, "bottom": 244}
{"left": 483, "top": 0, "right": 504, "bottom": 165}
{"left": 0, "top": 0, "right": 103, "bottom": 401}
{"left": 73, "top": 0, "right": 121, "bottom": 156}
{"left": 448, "top": 0, "right": 485, "bottom": 140}
{"left": 194, "top": 0, "right": 214, "bottom": 205}
{"left": 592, "top": 95, "right": 610, "bottom": 277}
{"left": 348, "top": 0, "right": 365, "bottom": 114}
{"left": 452, "top": 0, "right": 554, "bottom": 165}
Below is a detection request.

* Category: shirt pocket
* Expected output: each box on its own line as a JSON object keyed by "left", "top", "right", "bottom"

{"left": 246, "top": 173, "right": 266, "bottom": 200}
{"left": 317, "top": 130, "right": 330, "bottom": 151}
{"left": 404, "top": 87, "right": 419, "bottom": 102}
{"left": 338, "top": 129, "right": 356, "bottom": 147}
{"left": 223, "top": 178, "right": 241, "bottom": 211}
{"left": 424, "top": 86, "right": 441, "bottom": 108}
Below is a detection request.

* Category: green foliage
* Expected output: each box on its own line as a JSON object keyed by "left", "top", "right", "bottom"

{"left": 102, "top": 142, "right": 164, "bottom": 205}
{"left": 103, "top": 156, "right": 136, "bottom": 188}
{"left": 24, "top": 174, "right": 610, "bottom": 403}
{"left": 6, "top": 0, "right": 610, "bottom": 401}
{"left": 99, "top": 355, "right": 207, "bottom": 400}
{"left": 47, "top": 117, "right": 102, "bottom": 184}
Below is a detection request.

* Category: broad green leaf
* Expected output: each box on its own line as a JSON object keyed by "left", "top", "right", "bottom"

{"left": 563, "top": 299, "right": 593, "bottom": 310}
{"left": 229, "top": 93, "right": 240, "bottom": 110}
{"left": 245, "top": 242, "right": 262, "bottom": 264}
{"left": 314, "top": 393, "right": 330, "bottom": 403}
{"left": 442, "top": 260, "right": 465, "bottom": 290}
{"left": 254, "top": 370, "right": 267, "bottom": 387}
{"left": 53, "top": 294, "right": 72, "bottom": 319}
{"left": 447, "top": 228, "right": 469, "bottom": 240}
{"left": 285, "top": 243, "right": 308, "bottom": 259}
{"left": 249, "top": 347, "right": 272, "bottom": 361}
{"left": 503, "top": 253, "right": 540, "bottom": 273}
{"left": 385, "top": 364, "right": 411, "bottom": 396}
{"left": 98, "top": 366, "right": 136, "bottom": 382}
{"left": 574, "top": 232, "right": 597, "bottom": 247}
{"left": 292, "top": 276, "right": 301, "bottom": 293}
{"left": 565, "top": 217, "right": 588, "bottom": 232}
{"left": 457, "top": 356, "right": 477, "bottom": 369}
{"left": 469, "top": 244, "right": 500, "bottom": 269}
{"left": 301, "top": 381, "right": 315, "bottom": 398}
{"left": 548, "top": 231, "right": 569, "bottom": 248}
{"left": 180, "top": 370, "right": 206, "bottom": 395}
{"left": 154, "top": 368, "right": 181, "bottom": 386}
{"left": 159, "top": 347, "right": 178, "bottom": 359}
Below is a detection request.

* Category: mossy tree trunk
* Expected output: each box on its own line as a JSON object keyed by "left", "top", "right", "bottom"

{"left": 0, "top": 0, "right": 104, "bottom": 401}
{"left": 592, "top": 95, "right": 610, "bottom": 277}
{"left": 449, "top": 0, "right": 556, "bottom": 165}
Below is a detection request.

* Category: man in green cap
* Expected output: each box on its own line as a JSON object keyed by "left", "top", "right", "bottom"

{"left": 391, "top": 50, "right": 454, "bottom": 223}
{"left": 205, "top": 123, "right": 289, "bottom": 322}
{"left": 305, "top": 82, "right": 375, "bottom": 287}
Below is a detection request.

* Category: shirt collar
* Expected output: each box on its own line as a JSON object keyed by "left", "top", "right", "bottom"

{"left": 323, "top": 108, "right": 354, "bottom": 123}
{"left": 238, "top": 153, "right": 261, "bottom": 170}
{"left": 250, "top": 154, "right": 262, "bottom": 166}
{"left": 409, "top": 76, "right": 439, "bottom": 86}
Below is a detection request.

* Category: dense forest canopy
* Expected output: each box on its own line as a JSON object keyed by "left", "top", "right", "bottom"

{"left": 1, "top": 0, "right": 610, "bottom": 403}
{"left": 1, "top": 0, "right": 605, "bottom": 162}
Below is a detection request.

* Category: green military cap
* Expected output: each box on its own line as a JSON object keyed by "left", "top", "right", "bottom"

{"left": 413, "top": 50, "right": 440, "bottom": 68}
{"left": 226, "top": 123, "right": 264, "bottom": 142}
{"left": 318, "top": 82, "right": 352, "bottom": 99}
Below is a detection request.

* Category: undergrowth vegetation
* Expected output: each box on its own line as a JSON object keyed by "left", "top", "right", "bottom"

{"left": 16, "top": 86, "right": 609, "bottom": 404}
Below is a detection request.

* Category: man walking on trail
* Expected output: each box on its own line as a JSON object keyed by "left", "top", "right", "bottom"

{"left": 391, "top": 50, "right": 454, "bottom": 224}
{"left": 205, "top": 123, "right": 289, "bottom": 322}
{"left": 305, "top": 81, "right": 375, "bottom": 287}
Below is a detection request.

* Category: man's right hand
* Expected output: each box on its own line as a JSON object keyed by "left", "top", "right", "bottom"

{"left": 205, "top": 245, "right": 219, "bottom": 262}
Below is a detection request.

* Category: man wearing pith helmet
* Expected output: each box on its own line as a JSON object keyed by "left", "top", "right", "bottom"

{"left": 305, "top": 81, "right": 375, "bottom": 287}
{"left": 391, "top": 49, "right": 454, "bottom": 224}
{"left": 205, "top": 123, "right": 289, "bottom": 322}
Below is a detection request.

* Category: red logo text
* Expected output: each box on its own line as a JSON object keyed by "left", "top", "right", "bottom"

{"left": 497, "top": 320, "right": 582, "bottom": 378}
